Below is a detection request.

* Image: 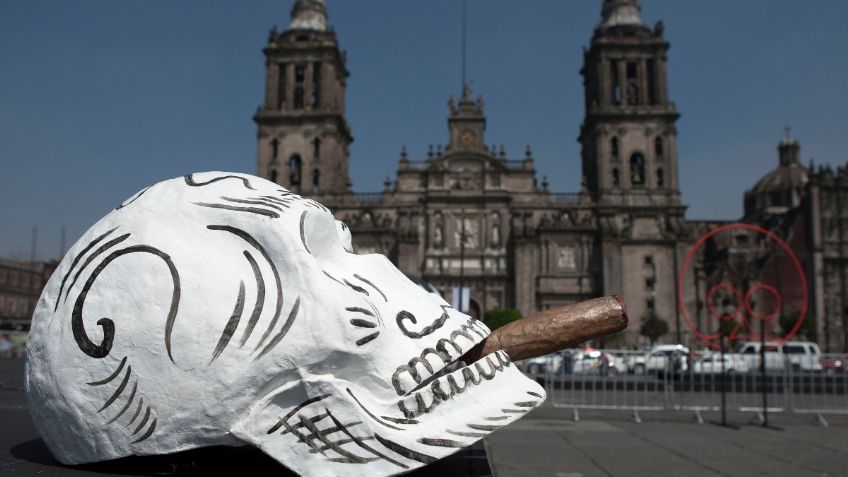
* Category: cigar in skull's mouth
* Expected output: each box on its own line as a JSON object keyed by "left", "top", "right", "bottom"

{"left": 462, "top": 296, "right": 628, "bottom": 363}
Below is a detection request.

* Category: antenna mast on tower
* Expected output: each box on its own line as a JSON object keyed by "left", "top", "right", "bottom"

{"left": 461, "top": 0, "right": 467, "bottom": 90}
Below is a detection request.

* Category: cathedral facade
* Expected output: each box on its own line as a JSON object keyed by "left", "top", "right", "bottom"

{"left": 252, "top": 0, "right": 848, "bottom": 351}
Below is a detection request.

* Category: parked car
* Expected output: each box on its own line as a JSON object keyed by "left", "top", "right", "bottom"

{"left": 571, "top": 350, "right": 617, "bottom": 376}
{"left": 691, "top": 353, "right": 749, "bottom": 374}
{"left": 781, "top": 342, "right": 823, "bottom": 372}
{"left": 736, "top": 341, "right": 822, "bottom": 372}
{"left": 631, "top": 345, "right": 690, "bottom": 375}
{"left": 606, "top": 351, "right": 630, "bottom": 375}
{"left": 737, "top": 341, "right": 785, "bottom": 371}
{"left": 524, "top": 353, "right": 564, "bottom": 375}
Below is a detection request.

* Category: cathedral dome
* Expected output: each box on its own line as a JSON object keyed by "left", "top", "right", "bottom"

{"left": 749, "top": 162, "right": 808, "bottom": 195}
{"left": 744, "top": 136, "right": 808, "bottom": 219}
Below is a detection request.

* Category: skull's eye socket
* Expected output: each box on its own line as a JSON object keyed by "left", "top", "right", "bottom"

{"left": 300, "top": 210, "right": 345, "bottom": 256}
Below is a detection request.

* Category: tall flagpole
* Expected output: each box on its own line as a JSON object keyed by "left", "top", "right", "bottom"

{"left": 461, "top": 0, "right": 467, "bottom": 89}
{"left": 459, "top": 210, "right": 466, "bottom": 312}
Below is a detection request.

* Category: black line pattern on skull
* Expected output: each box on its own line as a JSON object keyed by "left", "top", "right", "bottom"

{"left": 25, "top": 172, "right": 545, "bottom": 476}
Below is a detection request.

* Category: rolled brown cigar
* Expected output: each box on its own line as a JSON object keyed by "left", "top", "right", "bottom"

{"left": 462, "top": 296, "right": 628, "bottom": 362}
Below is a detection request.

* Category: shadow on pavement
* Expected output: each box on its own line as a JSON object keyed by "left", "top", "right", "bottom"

{"left": 9, "top": 438, "right": 489, "bottom": 476}
{"left": 10, "top": 440, "right": 295, "bottom": 476}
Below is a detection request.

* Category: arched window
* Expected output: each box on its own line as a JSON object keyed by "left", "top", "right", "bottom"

{"left": 271, "top": 138, "right": 279, "bottom": 159}
{"left": 630, "top": 153, "right": 645, "bottom": 186}
{"left": 656, "top": 168, "right": 664, "bottom": 187}
{"left": 654, "top": 137, "right": 664, "bottom": 159}
{"left": 611, "top": 137, "right": 619, "bottom": 160}
{"left": 610, "top": 60, "right": 621, "bottom": 105}
{"left": 313, "top": 138, "right": 321, "bottom": 160}
{"left": 289, "top": 154, "right": 302, "bottom": 187}
{"left": 626, "top": 62, "right": 639, "bottom": 105}
{"left": 627, "top": 83, "right": 639, "bottom": 105}
{"left": 312, "top": 168, "right": 320, "bottom": 190}
{"left": 612, "top": 168, "right": 620, "bottom": 187}
{"left": 270, "top": 168, "right": 278, "bottom": 184}
{"left": 311, "top": 62, "right": 321, "bottom": 107}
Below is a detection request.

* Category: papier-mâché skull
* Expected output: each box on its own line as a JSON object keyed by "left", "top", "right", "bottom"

{"left": 26, "top": 172, "right": 545, "bottom": 476}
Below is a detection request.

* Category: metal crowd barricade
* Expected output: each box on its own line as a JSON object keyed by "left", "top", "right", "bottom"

{"left": 786, "top": 353, "right": 848, "bottom": 426}
{"left": 543, "top": 349, "right": 668, "bottom": 422}
{"left": 675, "top": 355, "right": 789, "bottom": 424}
{"left": 530, "top": 349, "right": 848, "bottom": 425}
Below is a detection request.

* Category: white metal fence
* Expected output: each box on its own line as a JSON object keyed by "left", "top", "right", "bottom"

{"left": 530, "top": 349, "right": 848, "bottom": 425}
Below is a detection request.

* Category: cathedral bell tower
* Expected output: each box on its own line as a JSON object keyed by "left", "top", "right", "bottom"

{"left": 579, "top": 0, "right": 681, "bottom": 207}
{"left": 255, "top": 0, "right": 352, "bottom": 195}
{"left": 445, "top": 83, "right": 487, "bottom": 154}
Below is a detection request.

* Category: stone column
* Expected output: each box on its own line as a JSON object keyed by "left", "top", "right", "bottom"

{"left": 284, "top": 64, "right": 295, "bottom": 109}
{"left": 304, "top": 63, "right": 314, "bottom": 111}
{"left": 658, "top": 58, "right": 669, "bottom": 104}
{"left": 599, "top": 56, "right": 611, "bottom": 107}
{"left": 265, "top": 61, "right": 278, "bottom": 109}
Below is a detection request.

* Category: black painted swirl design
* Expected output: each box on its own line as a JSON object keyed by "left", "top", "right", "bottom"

{"left": 396, "top": 305, "right": 451, "bottom": 339}
{"left": 71, "top": 246, "right": 181, "bottom": 362}
{"left": 115, "top": 187, "right": 151, "bottom": 210}
{"left": 184, "top": 173, "right": 255, "bottom": 190}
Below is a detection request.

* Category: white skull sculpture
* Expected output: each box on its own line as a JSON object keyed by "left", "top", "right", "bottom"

{"left": 25, "top": 172, "right": 545, "bottom": 476}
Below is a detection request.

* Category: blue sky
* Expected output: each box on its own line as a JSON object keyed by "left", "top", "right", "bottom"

{"left": 1, "top": 0, "right": 847, "bottom": 260}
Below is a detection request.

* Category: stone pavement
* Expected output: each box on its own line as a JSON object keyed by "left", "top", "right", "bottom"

{"left": 484, "top": 403, "right": 848, "bottom": 477}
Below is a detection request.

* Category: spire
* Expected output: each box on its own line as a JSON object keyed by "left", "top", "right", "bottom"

{"left": 445, "top": 82, "right": 486, "bottom": 153}
{"left": 778, "top": 127, "right": 800, "bottom": 166}
{"left": 289, "top": 0, "right": 328, "bottom": 32}
{"left": 601, "top": 0, "right": 642, "bottom": 28}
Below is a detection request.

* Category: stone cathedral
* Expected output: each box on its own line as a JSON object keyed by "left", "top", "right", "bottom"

{"left": 252, "top": 0, "right": 848, "bottom": 351}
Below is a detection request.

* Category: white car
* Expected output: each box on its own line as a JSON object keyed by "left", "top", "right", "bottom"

{"left": 572, "top": 350, "right": 616, "bottom": 375}
{"left": 781, "top": 342, "right": 823, "bottom": 372}
{"left": 692, "top": 353, "right": 749, "bottom": 374}
{"left": 631, "top": 345, "right": 690, "bottom": 375}
{"left": 737, "top": 341, "right": 823, "bottom": 372}
{"left": 524, "top": 353, "right": 564, "bottom": 375}
{"left": 606, "top": 351, "right": 630, "bottom": 375}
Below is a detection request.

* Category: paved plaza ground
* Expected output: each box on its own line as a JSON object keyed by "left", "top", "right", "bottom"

{"left": 487, "top": 405, "right": 848, "bottom": 477}
{"left": 3, "top": 359, "right": 847, "bottom": 476}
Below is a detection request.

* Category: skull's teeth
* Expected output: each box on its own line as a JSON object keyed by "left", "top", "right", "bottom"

{"left": 396, "top": 371, "right": 418, "bottom": 393}
{"left": 412, "top": 359, "right": 432, "bottom": 377}
{"left": 469, "top": 362, "right": 482, "bottom": 381}
{"left": 474, "top": 319, "right": 492, "bottom": 335}
{"left": 393, "top": 318, "right": 490, "bottom": 395}
{"left": 399, "top": 394, "right": 419, "bottom": 418}
{"left": 422, "top": 352, "right": 446, "bottom": 372}
{"left": 418, "top": 389, "right": 435, "bottom": 409}
{"left": 450, "top": 367, "right": 467, "bottom": 389}
{"left": 471, "top": 319, "right": 490, "bottom": 336}
{"left": 397, "top": 351, "right": 512, "bottom": 419}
